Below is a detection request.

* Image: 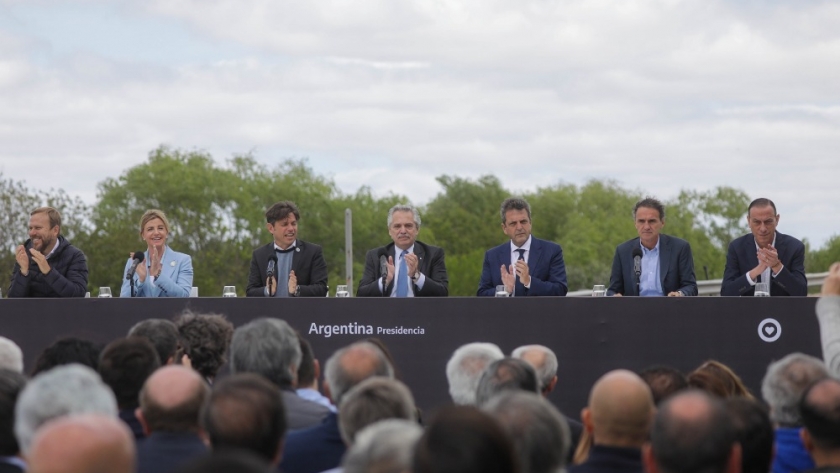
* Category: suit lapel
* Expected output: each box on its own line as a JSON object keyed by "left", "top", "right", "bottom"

{"left": 659, "top": 236, "right": 671, "bottom": 288}
{"left": 414, "top": 243, "right": 426, "bottom": 274}
{"left": 745, "top": 235, "right": 760, "bottom": 275}
{"left": 529, "top": 238, "right": 542, "bottom": 273}
{"left": 291, "top": 241, "right": 303, "bottom": 273}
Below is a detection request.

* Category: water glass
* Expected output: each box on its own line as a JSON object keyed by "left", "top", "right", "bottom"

{"left": 190, "top": 287, "right": 199, "bottom": 297}
{"left": 222, "top": 286, "right": 237, "bottom": 298}
{"left": 592, "top": 285, "right": 606, "bottom": 297}
{"left": 98, "top": 287, "right": 112, "bottom": 298}
{"left": 336, "top": 285, "right": 350, "bottom": 298}
{"left": 754, "top": 282, "right": 770, "bottom": 297}
{"left": 495, "top": 285, "right": 510, "bottom": 297}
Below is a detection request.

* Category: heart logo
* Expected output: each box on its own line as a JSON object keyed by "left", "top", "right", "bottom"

{"left": 758, "top": 318, "right": 782, "bottom": 343}
{"left": 764, "top": 326, "right": 775, "bottom": 336}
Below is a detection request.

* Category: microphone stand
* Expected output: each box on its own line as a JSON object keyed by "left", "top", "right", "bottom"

{"left": 127, "top": 271, "right": 136, "bottom": 297}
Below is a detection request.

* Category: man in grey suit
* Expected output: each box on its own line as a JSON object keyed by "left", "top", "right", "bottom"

{"left": 608, "top": 197, "right": 698, "bottom": 296}
{"left": 229, "top": 318, "right": 330, "bottom": 430}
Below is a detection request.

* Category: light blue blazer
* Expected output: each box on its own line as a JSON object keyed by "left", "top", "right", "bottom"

{"left": 120, "top": 246, "right": 193, "bottom": 297}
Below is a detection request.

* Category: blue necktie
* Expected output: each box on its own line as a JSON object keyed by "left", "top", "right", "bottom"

{"left": 515, "top": 249, "right": 526, "bottom": 296}
{"left": 396, "top": 250, "right": 409, "bottom": 297}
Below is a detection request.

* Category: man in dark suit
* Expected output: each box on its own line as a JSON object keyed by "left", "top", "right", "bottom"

{"left": 478, "top": 197, "right": 568, "bottom": 296}
{"left": 608, "top": 197, "right": 697, "bottom": 297}
{"left": 136, "top": 366, "right": 209, "bottom": 473}
{"left": 721, "top": 198, "right": 806, "bottom": 296}
{"left": 246, "top": 201, "right": 328, "bottom": 297}
{"left": 357, "top": 204, "right": 448, "bottom": 297}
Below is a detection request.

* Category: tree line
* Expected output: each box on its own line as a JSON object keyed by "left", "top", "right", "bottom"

{"left": 2, "top": 146, "right": 838, "bottom": 296}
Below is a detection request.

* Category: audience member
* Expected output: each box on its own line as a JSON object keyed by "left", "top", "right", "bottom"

{"left": 280, "top": 341, "right": 394, "bottom": 473}
{"left": 638, "top": 365, "right": 688, "bottom": 405}
{"left": 296, "top": 334, "right": 335, "bottom": 412}
{"left": 338, "top": 377, "right": 416, "bottom": 446}
{"left": 475, "top": 357, "right": 539, "bottom": 406}
{"left": 725, "top": 398, "right": 774, "bottom": 473}
{"left": 128, "top": 318, "right": 183, "bottom": 365}
{"left": 136, "top": 365, "right": 209, "bottom": 473}
{"left": 484, "top": 391, "right": 571, "bottom": 473}
{"left": 201, "top": 373, "right": 286, "bottom": 466}
{"left": 643, "top": 390, "right": 740, "bottom": 473}
{"left": 689, "top": 360, "right": 755, "bottom": 399}
{"left": 31, "top": 337, "right": 101, "bottom": 376}
{"left": 176, "top": 449, "right": 273, "bottom": 473}
{"left": 571, "top": 370, "right": 654, "bottom": 473}
{"left": 173, "top": 311, "right": 233, "bottom": 383}
{"left": 414, "top": 405, "right": 519, "bottom": 473}
{"left": 342, "top": 419, "right": 422, "bottom": 473}
{"left": 14, "top": 364, "right": 117, "bottom": 454}
{"left": 230, "top": 318, "right": 330, "bottom": 430}
{"left": 799, "top": 377, "right": 840, "bottom": 473}
{"left": 98, "top": 337, "right": 161, "bottom": 440}
{"left": 0, "top": 370, "right": 27, "bottom": 473}
{"left": 816, "top": 262, "right": 840, "bottom": 375}
{"left": 27, "top": 414, "right": 134, "bottom": 473}
{"left": 0, "top": 339, "right": 23, "bottom": 374}
{"left": 762, "top": 353, "right": 829, "bottom": 473}
{"left": 446, "top": 342, "right": 505, "bottom": 405}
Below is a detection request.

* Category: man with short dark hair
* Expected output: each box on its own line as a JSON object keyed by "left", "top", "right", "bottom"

{"left": 128, "top": 319, "right": 183, "bottom": 366}
{"left": 799, "top": 378, "right": 840, "bottom": 473}
{"left": 638, "top": 365, "right": 689, "bottom": 405}
{"left": 643, "top": 390, "right": 741, "bottom": 473}
{"left": 247, "top": 201, "right": 328, "bottom": 297}
{"left": 609, "top": 197, "right": 697, "bottom": 297}
{"left": 478, "top": 197, "right": 567, "bottom": 296}
{"left": 229, "top": 318, "right": 330, "bottom": 430}
{"left": 280, "top": 341, "right": 395, "bottom": 473}
{"left": 726, "top": 398, "right": 774, "bottom": 473}
{"left": 31, "top": 337, "right": 102, "bottom": 376}
{"left": 202, "top": 373, "right": 287, "bottom": 466}
{"left": 0, "top": 370, "right": 27, "bottom": 473}
{"left": 8, "top": 206, "right": 88, "bottom": 298}
{"left": 475, "top": 357, "right": 539, "bottom": 406}
{"left": 136, "top": 365, "right": 209, "bottom": 473}
{"left": 762, "top": 353, "right": 829, "bottom": 473}
{"left": 296, "top": 335, "right": 335, "bottom": 412}
{"left": 357, "top": 204, "right": 448, "bottom": 297}
{"left": 721, "top": 198, "right": 807, "bottom": 296}
{"left": 98, "top": 337, "right": 161, "bottom": 440}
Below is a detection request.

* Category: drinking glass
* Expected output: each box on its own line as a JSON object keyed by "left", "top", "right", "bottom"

{"left": 98, "top": 287, "right": 112, "bottom": 298}
{"left": 592, "top": 285, "right": 606, "bottom": 297}
{"left": 495, "top": 285, "right": 509, "bottom": 297}
{"left": 190, "top": 287, "right": 199, "bottom": 297}
{"left": 754, "top": 282, "right": 770, "bottom": 297}
{"left": 222, "top": 286, "right": 237, "bottom": 298}
{"left": 336, "top": 285, "right": 350, "bottom": 298}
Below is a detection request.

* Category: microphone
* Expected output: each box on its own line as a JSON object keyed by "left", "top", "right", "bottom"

{"left": 267, "top": 255, "right": 277, "bottom": 279}
{"left": 378, "top": 248, "right": 389, "bottom": 278}
{"left": 126, "top": 251, "right": 146, "bottom": 280}
{"left": 632, "top": 247, "right": 643, "bottom": 293}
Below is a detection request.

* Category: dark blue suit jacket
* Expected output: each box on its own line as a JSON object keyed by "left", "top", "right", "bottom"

{"left": 278, "top": 412, "right": 344, "bottom": 473}
{"left": 608, "top": 234, "right": 698, "bottom": 296}
{"left": 477, "top": 237, "right": 568, "bottom": 296}
{"left": 569, "top": 445, "right": 644, "bottom": 473}
{"left": 136, "top": 431, "right": 208, "bottom": 473}
{"left": 720, "top": 232, "right": 806, "bottom": 296}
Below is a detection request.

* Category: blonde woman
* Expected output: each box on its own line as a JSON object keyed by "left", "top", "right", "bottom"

{"left": 120, "top": 210, "right": 193, "bottom": 297}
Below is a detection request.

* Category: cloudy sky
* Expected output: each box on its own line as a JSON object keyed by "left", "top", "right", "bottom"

{"left": 1, "top": 0, "right": 838, "bottom": 247}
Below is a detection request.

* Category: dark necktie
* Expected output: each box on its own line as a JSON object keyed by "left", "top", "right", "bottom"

{"left": 515, "top": 249, "right": 526, "bottom": 296}
{"left": 396, "top": 250, "right": 409, "bottom": 297}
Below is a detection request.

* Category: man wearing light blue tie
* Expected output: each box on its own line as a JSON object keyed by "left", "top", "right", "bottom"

{"left": 357, "top": 204, "right": 448, "bottom": 297}
{"left": 477, "top": 197, "right": 568, "bottom": 297}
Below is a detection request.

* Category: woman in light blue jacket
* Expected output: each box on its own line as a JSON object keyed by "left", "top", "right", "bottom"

{"left": 121, "top": 209, "right": 193, "bottom": 297}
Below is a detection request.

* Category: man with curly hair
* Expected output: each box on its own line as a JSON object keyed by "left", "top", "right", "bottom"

{"left": 173, "top": 311, "right": 234, "bottom": 384}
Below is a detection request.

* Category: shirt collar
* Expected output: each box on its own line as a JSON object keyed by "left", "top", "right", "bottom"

{"left": 274, "top": 241, "right": 297, "bottom": 252}
{"left": 395, "top": 244, "right": 415, "bottom": 256}
{"left": 640, "top": 237, "right": 660, "bottom": 255}
{"left": 754, "top": 233, "right": 777, "bottom": 250}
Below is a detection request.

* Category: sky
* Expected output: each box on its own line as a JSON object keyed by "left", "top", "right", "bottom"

{"left": 1, "top": 0, "right": 838, "bottom": 247}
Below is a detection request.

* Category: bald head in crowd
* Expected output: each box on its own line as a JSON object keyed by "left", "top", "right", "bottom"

{"left": 644, "top": 390, "right": 740, "bottom": 473}
{"left": 583, "top": 370, "right": 654, "bottom": 447}
{"left": 325, "top": 342, "right": 394, "bottom": 406}
{"left": 27, "top": 414, "right": 135, "bottom": 473}
{"left": 138, "top": 365, "right": 208, "bottom": 435}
